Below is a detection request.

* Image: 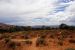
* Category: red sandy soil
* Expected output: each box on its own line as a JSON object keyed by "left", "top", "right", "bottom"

{"left": 0, "top": 30, "right": 75, "bottom": 50}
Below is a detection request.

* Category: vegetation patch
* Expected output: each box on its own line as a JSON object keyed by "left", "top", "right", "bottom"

{"left": 65, "top": 48, "right": 75, "bottom": 50}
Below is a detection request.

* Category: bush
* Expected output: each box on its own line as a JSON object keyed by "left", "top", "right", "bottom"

{"left": 8, "top": 41, "right": 21, "bottom": 50}
{"left": 59, "top": 23, "right": 69, "bottom": 29}
{"left": 24, "top": 35, "right": 29, "bottom": 39}
{"left": 4, "top": 38, "right": 11, "bottom": 44}
{"left": 58, "top": 41, "right": 63, "bottom": 46}
{"left": 24, "top": 40, "right": 32, "bottom": 45}
{"left": 8, "top": 42, "right": 17, "bottom": 50}
{"left": 69, "top": 35, "right": 73, "bottom": 38}
{"left": 65, "top": 48, "right": 75, "bottom": 50}
{"left": 24, "top": 33, "right": 30, "bottom": 39}
{"left": 40, "top": 35, "right": 46, "bottom": 39}
{"left": 36, "top": 38, "right": 47, "bottom": 47}
{"left": 69, "top": 39, "right": 75, "bottom": 43}
{"left": 49, "top": 35, "right": 54, "bottom": 39}
{"left": 57, "top": 31, "right": 67, "bottom": 41}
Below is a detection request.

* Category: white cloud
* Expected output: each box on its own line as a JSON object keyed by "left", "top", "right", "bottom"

{"left": 0, "top": 0, "right": 75, "bottom": 26}
{"left": 47, "top": 0, "right": 75, "bottom": 25}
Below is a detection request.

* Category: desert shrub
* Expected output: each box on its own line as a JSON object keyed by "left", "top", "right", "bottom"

{"left": 39, "top": 33, "right": 47, "bottom": 39}
{"left": 60, "top": 31, "right": 68, "bottom": 39}
{"left": 24, "top": 40, "right": 32, "bottom": 45}
{"left": 65, "top": 48, "right": 75, "bottom": 50}
{"left": 40, "top": 35, "right": 46, "bottom": 39}
{"left": 49, "top": 35, "right": 54, "bottom": 39}
{"left": 0, "top": 35, "right": 3, "bottom": 40}
{"left": 58, "top": 36, "right": 64, "bottom": 41}
{"left": 57, "top": 31, "right": 67, "bottom": 42}
{"left": 15, "top": 42, "right": 21, "bottom": 46}
{"left": 24, "top": 33, "right": 30, "bottom": 39}
{"left": 0, "top": 37, "right": 3, "bottom": 40}
{"left": 69, "top": 35, "right": 73, "bottom": 38}
{"left": 58, "top": 41, "right": 63, "bottom": 46}
{"left": 36, "top": 38, "right": 47, "bottom": 47}
{"left": 24, "top": 35, "right": 29, "bottom": 39}
{"left": 8, "top": 41, "right": 21, "bottom": 50}
{"left": 4, "top": 38, "right": 11, "bottom": 44}
{"left": 8, "top": 42, "right": 17, "bottom": 50}
{"left": 69, "top": 39, "right": 75, "bottom": 43}
{"left": 1, "top": 34, "right": 10, "bottom": 39}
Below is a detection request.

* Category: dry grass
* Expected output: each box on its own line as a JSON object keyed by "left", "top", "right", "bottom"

{"left": 0, "top": 29, "right": 75, "bottom": 50}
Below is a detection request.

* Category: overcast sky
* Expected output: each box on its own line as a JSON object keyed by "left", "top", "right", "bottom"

{"left": 0, "top": 0, "right": 75, "bottom": 26}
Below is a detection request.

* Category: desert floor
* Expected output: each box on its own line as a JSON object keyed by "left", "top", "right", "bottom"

{"left": 0, "top": 30, "right": 75, "bottom": 50}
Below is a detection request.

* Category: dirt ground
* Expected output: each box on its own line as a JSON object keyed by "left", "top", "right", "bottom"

{"left": 0, "top": 30, "right": 75, "bottom": 50}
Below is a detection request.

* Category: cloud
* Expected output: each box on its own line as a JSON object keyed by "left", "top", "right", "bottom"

{"left": 47, "top": 0, "right": 75, "bottom": 25}
{"left": 0, "top": 0, "right": 75, "bottom": 26}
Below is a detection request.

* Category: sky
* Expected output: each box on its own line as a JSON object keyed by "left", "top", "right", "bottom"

{"left": 0, "top": 0, "right": 75, "bottom": 26}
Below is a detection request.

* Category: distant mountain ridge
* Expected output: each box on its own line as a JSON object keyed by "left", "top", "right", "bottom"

{"left": 0, "top": 23, "right": 59, "bottom": 29}
{"left": 0, "top": 23, "right": 59, "bottom": 32}
{"left": 0, "top": 23, "right": 15, "bottom": 30}
{"left": 0, "top": 23, "right": 75, "bottom": 33}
